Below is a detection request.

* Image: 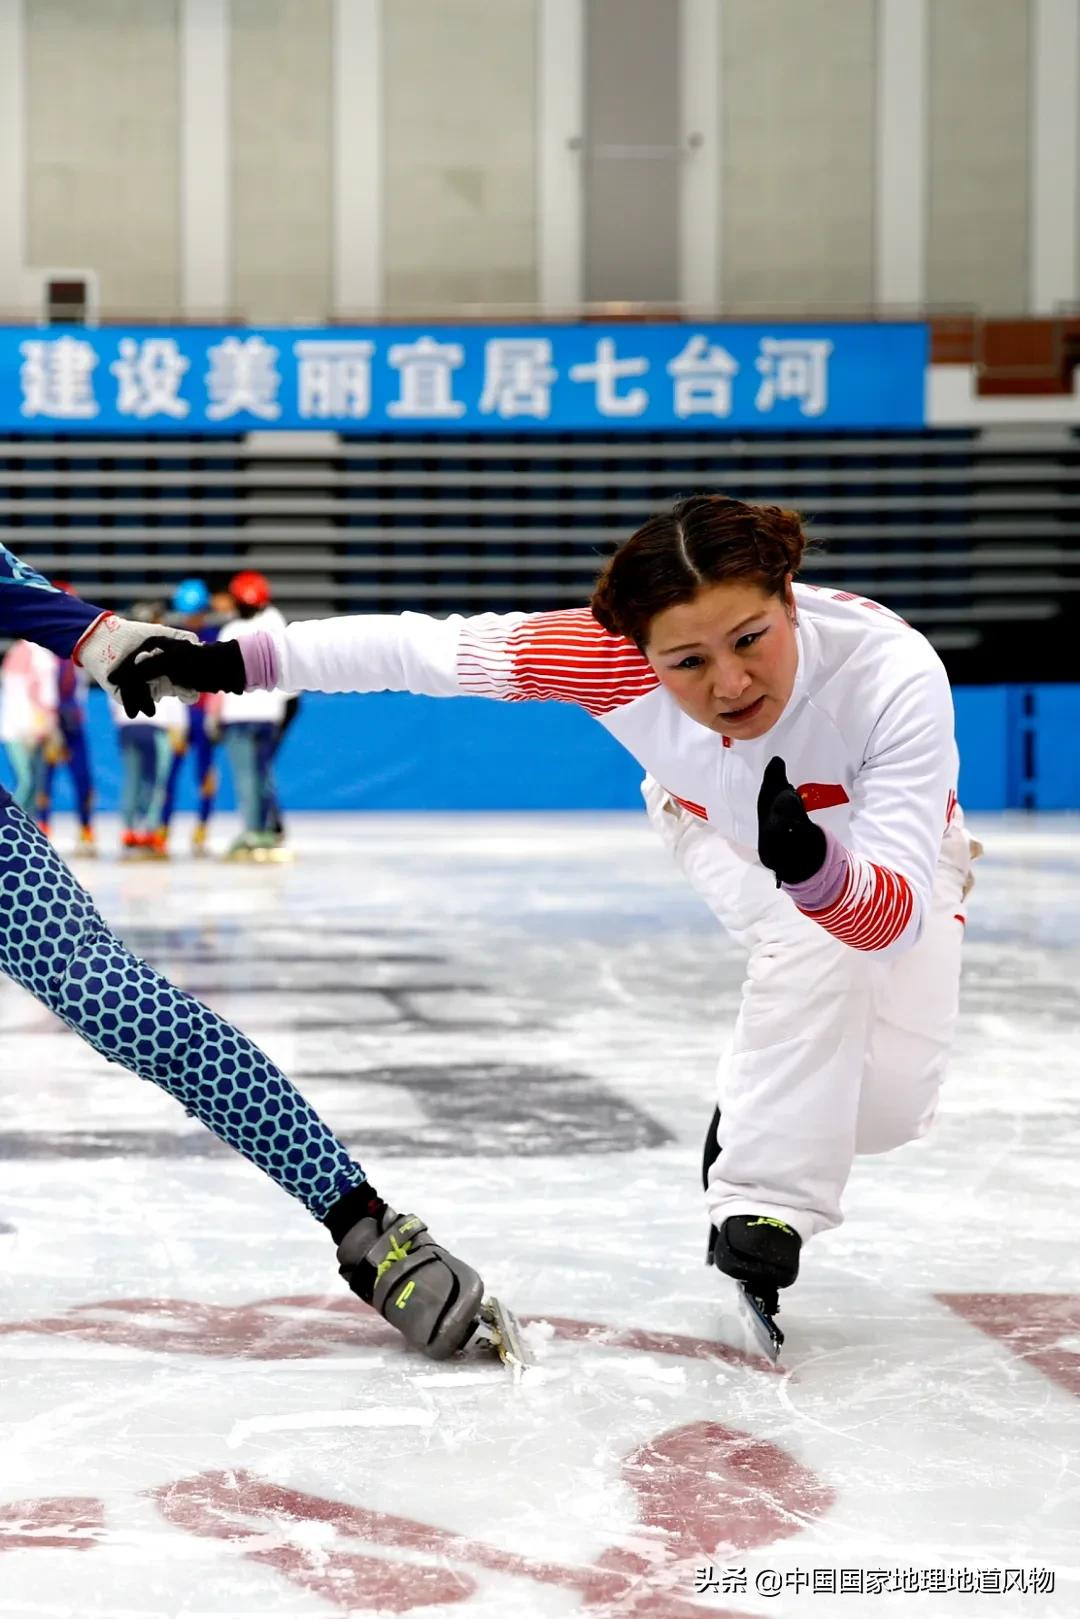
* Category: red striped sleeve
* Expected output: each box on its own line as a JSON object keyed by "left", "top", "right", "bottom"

{"left": 670, "top": 792, "right": 708, "bottom": 821}
{"left": 457, "top": 608, "right": 659, "bottom": 716}
{"left": 799, "top": 856, "right": 915, "bottom": 952}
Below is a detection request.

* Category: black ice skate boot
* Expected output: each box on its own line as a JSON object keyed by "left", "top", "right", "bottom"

{"left": 336, "top": 1207, "right": 485, "bottom": 1361}
{"left": 701, "top": 1104, "right": 722, "bottom": 1191}
{"left": 700, "top": 1105, "right": 722, "bottom": 1263}
{"left": 708, "top": 1214, "right": 802, "bottom": 1361}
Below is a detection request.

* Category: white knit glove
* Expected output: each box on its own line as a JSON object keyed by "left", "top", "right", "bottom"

{"left": 74, "top": 613, "right": 200, "bottom": 717}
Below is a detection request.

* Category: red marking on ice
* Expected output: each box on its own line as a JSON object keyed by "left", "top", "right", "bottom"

{"left": 796, "top": 781, "right": 849, "bottom": 813}
{"left": 0, "top": 1298, "right": 776, "bottom": 1374}
{"left": 539, "top": 1315, "right": 780, "bottom": 1374}
{"left": 600, "top": 1422, "right": 835, "bottom": 1567}
{"left": 0, "top": 1294, "right": 387, "bottom": 1361}
{"left": 154, "top": 1472, "right": 478, "bottom": 1612}
{"left": 151, "top": 1449, "right": 807, "bottom": 1617}
{"left": 0, "top": 1496, "right": 104, "bottom": 1553}
{"left": 937, "top": 1293, "right": 1080, "bottom": 1401}
{"left": 0, "top": 1302, "right": 827, "bottom": 1607}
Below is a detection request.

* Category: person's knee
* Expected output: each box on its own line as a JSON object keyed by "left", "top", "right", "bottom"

{"left": 53, "top": 930, "right": 194, "bottom": 1077}
{"left": 855, "top": 1102, "right": 931, "bottom": 1155}
{"left": 856, "top": 1047, "right": 946, "bottom": 1154}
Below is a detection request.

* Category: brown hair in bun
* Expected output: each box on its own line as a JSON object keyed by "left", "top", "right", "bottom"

{"left": 591, "top": 494, "right": 808, "bottom": 649}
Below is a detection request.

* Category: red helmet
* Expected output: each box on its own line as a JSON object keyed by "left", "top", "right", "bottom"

{"left": 229, "top": 570, "right": 271, "bottom": 609}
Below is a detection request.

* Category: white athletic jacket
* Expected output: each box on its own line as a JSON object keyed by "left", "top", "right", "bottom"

{"left": 241, "top": 584, "right": 960, "bottom": 959}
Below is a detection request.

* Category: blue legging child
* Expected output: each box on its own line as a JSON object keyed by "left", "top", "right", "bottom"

{"left": 4, "top": 740, "right": 45, "bottom": 817}
{"left": 223, "top": 721, "right": 278, "bottom": 833}
{"left": 119, "top": 724, "right": 171, "bottom": 834}
{"left": 41, "top": 711, "right": 95, "bottom": 832}
{"left": 0, "top": 786, "right": 367, "bottom": 1219}
{"left": 162, "top": 706, "right": 217, "bottom": 833}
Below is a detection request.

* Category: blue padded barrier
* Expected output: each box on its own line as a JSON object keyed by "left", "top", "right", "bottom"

{"left": 1021, "top": 686, "right": 1080, "bottom": 810}
{"left": 953, "top": 687, "right": 1012, "bottom": 812}
{"left": 8, "top": 683, "right": 1080, "bottom": 816}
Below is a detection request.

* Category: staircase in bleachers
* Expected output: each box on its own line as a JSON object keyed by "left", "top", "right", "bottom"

{"left": 0, "top": 426, "right": 1076, "bottom": 682}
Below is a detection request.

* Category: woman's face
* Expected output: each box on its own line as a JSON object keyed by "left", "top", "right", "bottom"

{"left": 643, "top": 578, "right": 799, "bottom": 739}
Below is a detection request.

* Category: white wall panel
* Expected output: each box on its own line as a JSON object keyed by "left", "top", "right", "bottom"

{"left": 231, "top": 0, "right": 333, "bottom": 322}
{"left": 721, "top": 0, "right": 876, "bottom": 313}
{"left": 26, "top": 0, "right": 180, "bottom": 317}
{"left": 927, "top": 0, "right": 1031, "bottom": 312}
{"left": 383, "top": 0, "right": 538, "bottom": 312}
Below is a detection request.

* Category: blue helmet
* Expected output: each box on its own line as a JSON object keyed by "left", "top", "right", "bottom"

{"left": 172, "top": 577, "right": 210, "bottom": 615}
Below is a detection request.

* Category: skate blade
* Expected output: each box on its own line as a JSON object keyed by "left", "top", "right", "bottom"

{"left": 477, "top": 1297, "right": 532, "bottom": 1376}
{"left": 736, "top": 1283, "right": 784, "bottom": 1363}
{"left": 250, "top": 846, "right": 294, "bottom": 863}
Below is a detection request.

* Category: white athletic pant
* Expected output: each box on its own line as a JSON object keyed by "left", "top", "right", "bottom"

{"left": 642, "top": 777, "right": 973, "bottom": 1243}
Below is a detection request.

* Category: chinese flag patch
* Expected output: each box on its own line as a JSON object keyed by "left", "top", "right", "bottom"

{"left": 797, "top": 782, "right": 850, "bottom": 813}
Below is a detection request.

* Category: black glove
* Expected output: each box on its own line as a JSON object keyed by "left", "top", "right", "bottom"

{"left": 756, "top": 755, "right": 827, "bottom": 888}
{"left": 109, "top": 635, "right": 247, "bottom": 718}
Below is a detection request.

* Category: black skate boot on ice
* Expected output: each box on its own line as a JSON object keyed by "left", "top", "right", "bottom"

{"left": 707, "top": 1214, "right": 801, "bottom": 1363}
{"left": 337, "top": 1207, "right": 486, "bottom": 1361}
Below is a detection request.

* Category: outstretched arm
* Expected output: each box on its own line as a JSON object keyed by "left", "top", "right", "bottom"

{"left": 109, "top": 611, "right": 466, "bottom": 707}
{"left": 0, "top": 543, "right": 104, "bottom": 654}
{"left": 244, "top": 612, "right": 465, "bottom": 697}
{"left": 0, "top": 543, "right": 198, "bottom": 715}
{"left": 111, "top": 606, "right": 659, "bottom": 716}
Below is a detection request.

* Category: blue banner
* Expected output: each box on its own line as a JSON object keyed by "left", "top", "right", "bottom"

{"left": 0, "top": 322, "right": 927, "bottom": 434}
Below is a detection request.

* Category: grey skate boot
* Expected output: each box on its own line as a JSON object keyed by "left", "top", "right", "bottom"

{"left": 336, "top": 1207, "right": 485, "bottom": 1360}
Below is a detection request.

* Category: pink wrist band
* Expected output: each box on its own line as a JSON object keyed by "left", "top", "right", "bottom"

{"left": 781, "top": 827, "right": 848, "bottom": 910}
{"left": 239, "top": 631, "right": 281, "bottom": 691}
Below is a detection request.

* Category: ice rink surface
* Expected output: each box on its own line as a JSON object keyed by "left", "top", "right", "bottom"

{"left": 0, "top": 810, "right": 1077, "bottom": 1619}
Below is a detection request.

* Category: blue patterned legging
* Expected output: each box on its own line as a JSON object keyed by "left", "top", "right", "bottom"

{"left": 0, "top": 787, "right": 366, "bottom": 1220}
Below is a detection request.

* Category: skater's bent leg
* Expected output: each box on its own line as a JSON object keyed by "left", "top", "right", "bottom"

{"left": 0, "top": 792, "right": 366, "bottom": 1219}
{"left": 857, "top": 826, "right": 969, "bottom": 1154}
{"left": 643, "top": 777, "right": 871, "bottom": 1242}
{"left": 711, "top": 915, "right": 872, "bottom": 1241}
{"left": 60, "top": 924, "right": 367, "bottom": 1216}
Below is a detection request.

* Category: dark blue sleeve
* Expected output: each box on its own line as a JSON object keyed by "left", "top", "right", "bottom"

{"left": 0, "top": 545, "right": 106, "bottom": 657}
